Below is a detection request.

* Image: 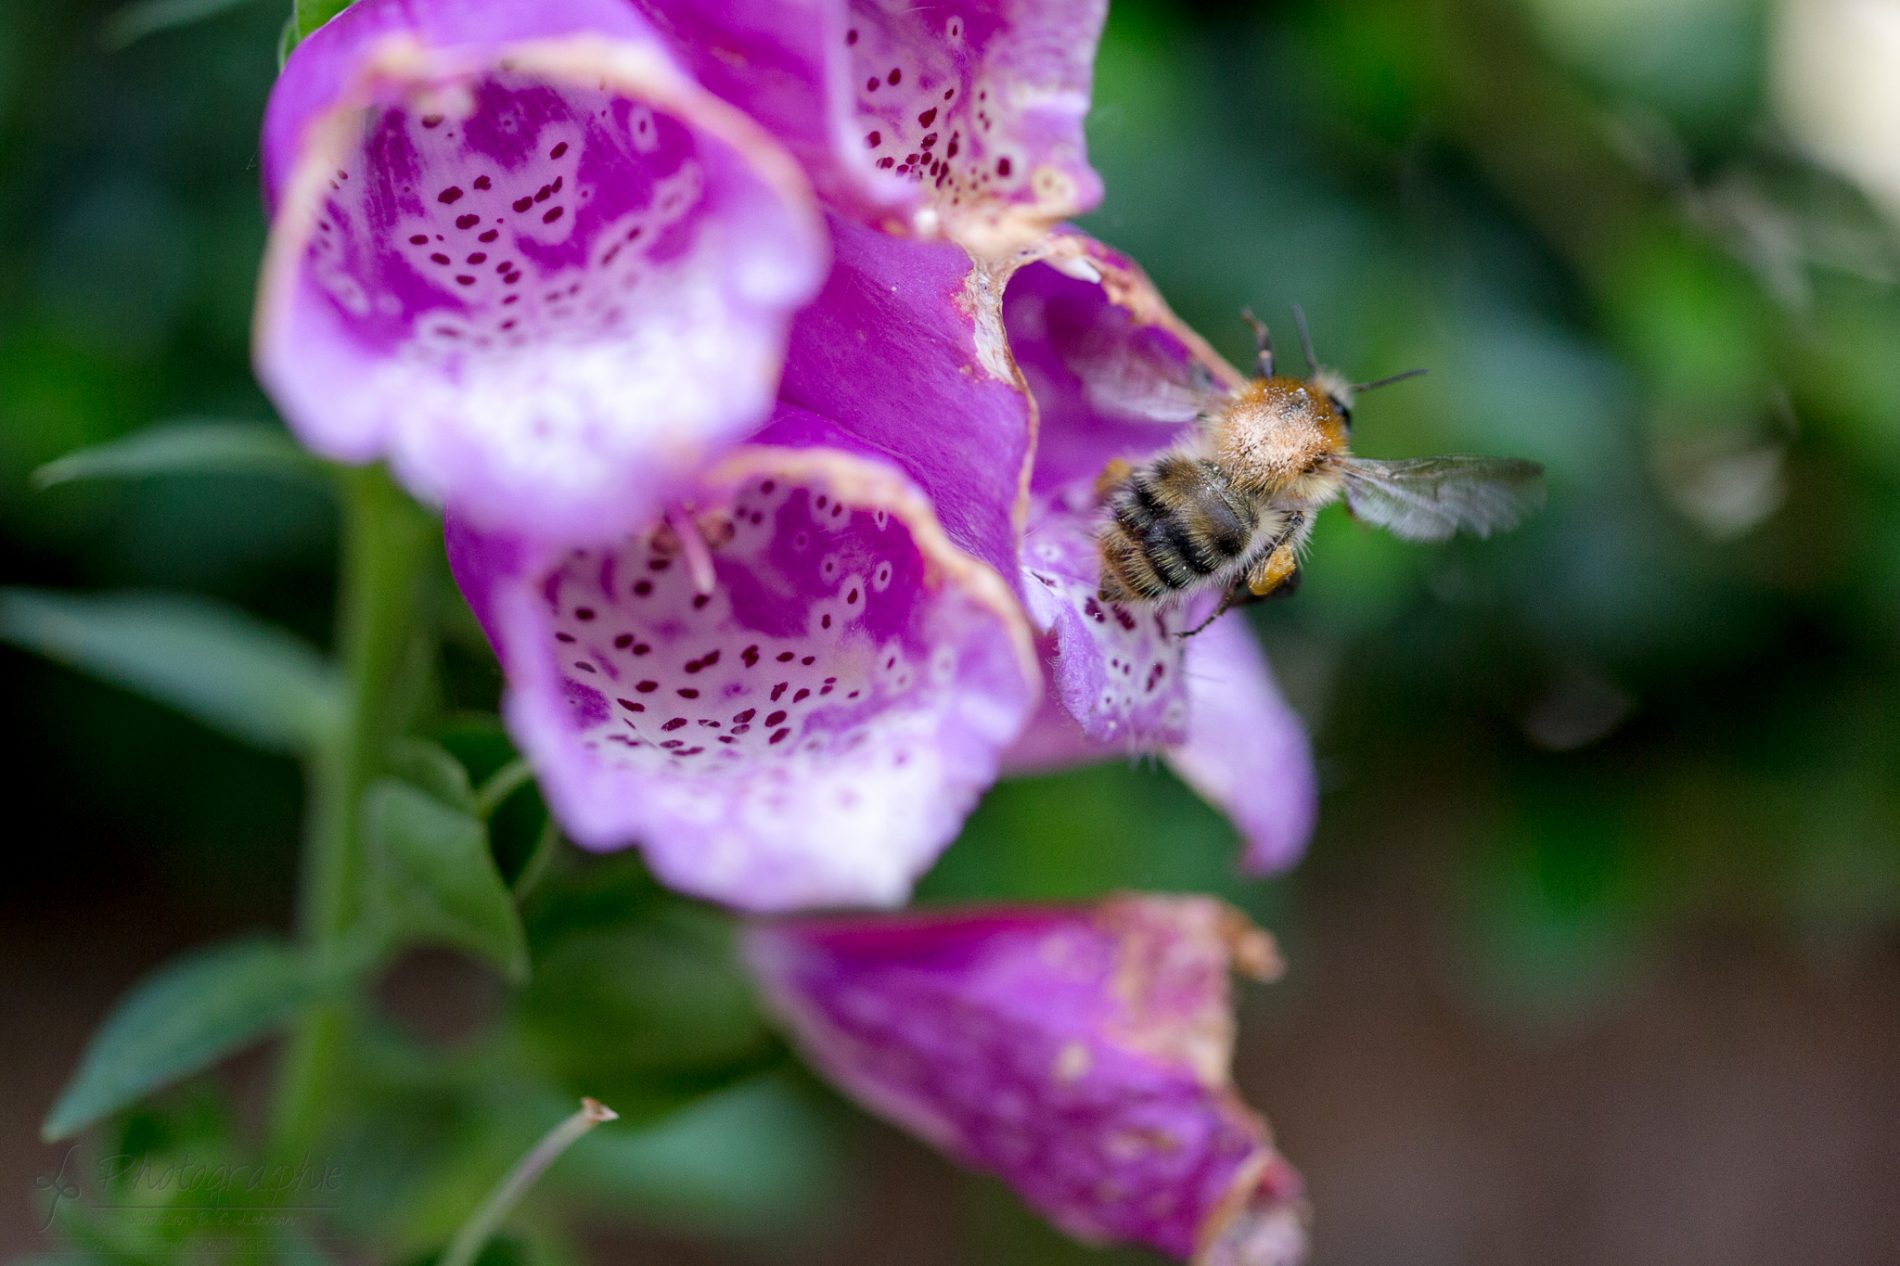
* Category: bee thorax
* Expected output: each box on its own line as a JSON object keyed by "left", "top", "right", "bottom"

{"left": 1212, "top": 382, "right": 1349, "bottom": 494}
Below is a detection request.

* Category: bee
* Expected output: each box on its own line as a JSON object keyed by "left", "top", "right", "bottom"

{"left": 1097, "top": 309, "right": 1545, "bottom": 636}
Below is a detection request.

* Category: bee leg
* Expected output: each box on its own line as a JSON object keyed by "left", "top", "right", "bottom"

{"left": 1093, "top": 457, "right": 1134, "bottom": 503}
{"left": 1246, "top": 542, "right": 1302, "bottom": 599}
{"left": 1175, "top": 580, "right": 1248, "bottom": 639}
{"left": 1241, "top": 308, "right": 1273, "bottom": 378}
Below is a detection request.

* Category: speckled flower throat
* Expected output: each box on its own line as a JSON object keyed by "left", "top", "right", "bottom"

{"left": 845, "top": 1, "right": 1094, "bottom": 226}
{"left": 549, "top": 479, "right": 953, "bottom": 775}
{"left": 310, "top": 75, "right": 711, "bottom": 423}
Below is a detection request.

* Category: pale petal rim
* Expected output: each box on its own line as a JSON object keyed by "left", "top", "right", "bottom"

{"left": 254, "top": 30, "right": 827, "bottom": 465}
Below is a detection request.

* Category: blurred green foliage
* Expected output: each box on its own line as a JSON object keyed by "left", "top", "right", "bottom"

{"left": 4, "top": 0, "right": 1899, "bottom": 1262}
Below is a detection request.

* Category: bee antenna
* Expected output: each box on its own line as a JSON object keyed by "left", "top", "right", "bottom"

{"left": 1352, "top": 367, "right": 1429, "bottom": 394}
{"left": 1240, "top": 308, "right": 1273, "bottom": 377}
{"left": 1292, "top": 304, "right": 1319, "bottom": 376}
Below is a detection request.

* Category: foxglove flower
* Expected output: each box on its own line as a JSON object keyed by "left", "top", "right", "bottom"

{"left": 446, "top": 412, "right": 1040, "bottom": 912}
{"left": 782, "top": 221, "right": 1320, "bottom": 872}
{"left": 747, "top": 895, "right": 1310, "bottom": 1264}
{"left": 1000, "top": 234, "right": 1319, "bottom": 872}
{"left": 633, "top": 0, "right": 1108, "bottom": 250}
{"left": 257, "top": 0, "right": 829, "bottom": 546}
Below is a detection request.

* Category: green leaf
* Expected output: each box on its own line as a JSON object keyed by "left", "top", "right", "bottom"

{"left": 388, "top": 738, "right": 478, "bottom": 813}
{"left": 44, "top": 940, "right": 329, "bottom": 1141}
{"left": 293, "top": 0, "right": 352, "bottom": 39}
{"left": 367, "top": 780, "right": 530, "bottom": 982}
{"left": 100, "top": 0, "right": 259, "bottom": 49}
{"left": 0, "top": 588, "right": 342, "bottom": 753}
{"left": 33, "top": 421, "right": 317, "bottom": 489}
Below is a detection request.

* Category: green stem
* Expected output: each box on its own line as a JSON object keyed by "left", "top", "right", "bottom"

{"left": 473, "top": 757, "right": 535, "bottom": 820}
{"left": 271, "top": 465, "right": 432, "bottom": 1158}
{"left": 441, "top": 1099, "right": 618, "bottom": 1266}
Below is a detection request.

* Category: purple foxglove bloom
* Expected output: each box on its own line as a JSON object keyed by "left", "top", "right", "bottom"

{"left": 446, "top": 411, "right": 1040, "bottom": 912}
{"left": 257, "top": 0, "right": 829, "bottom": 546}
{"left": 777, "top": 220, "right": 1318, "bottom": 872}
{"left": 632, "top": 0, "right": 1108, "bottom": 249}
{"left": 746, "top": 895, "right": 1310, "bottom": 1264}
{"left": 1001, "top": 233, "right": 1318, "bottom": 872}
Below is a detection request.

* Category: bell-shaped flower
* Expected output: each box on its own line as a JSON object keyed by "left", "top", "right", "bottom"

{"left": 999, "top": 233, "right": 1318, "bottom": 872}
{"left": 446, "top": 410, "right": 1040, "bottom": 912}
{"left": 258, "top": 0, "right": 829, "bottom": 546}
{"left": 782, "top": 220, "right": 1319, "bottom": 873}
{"left": 634, "top": 0, "right": 1108, "bottom": 250}
{"left": 746, "top": 895, "right": 1310, "bottom": 1264}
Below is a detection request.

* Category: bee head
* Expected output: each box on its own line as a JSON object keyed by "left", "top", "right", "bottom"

{"left": 1242, "top": 306, "right": 1427, "bottom": 431}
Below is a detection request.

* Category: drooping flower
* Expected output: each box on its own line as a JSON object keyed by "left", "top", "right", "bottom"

{"left": 631, "top": 0, "right": 1108, "bottom": 249}
{"left": 746, "top": 895, "right": 1310, "bottom": 1264}
{"left": 781, "top": 220, "right": 1320, "bottom": 872}
{"left": 446, "top": 410, "right": 1040, "bottom": 912}
{"left": 999, "top": 234, "right": 1319, "bottom": 872}
{"left": 258, "top": 0, "right": 828, "bottom": 547}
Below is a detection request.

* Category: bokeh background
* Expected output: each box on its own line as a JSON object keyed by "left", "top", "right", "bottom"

{"left": 5, "top": 0, "right": 1899, "bottom": 1263}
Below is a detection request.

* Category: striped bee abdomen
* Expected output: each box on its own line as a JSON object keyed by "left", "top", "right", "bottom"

{"left": 1099, "top": 455, "right": 1257, "bottom": 602}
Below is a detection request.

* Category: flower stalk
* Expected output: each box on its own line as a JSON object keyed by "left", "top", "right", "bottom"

{"left": 441, "top": 1098, "right": 619, "bottom": 1266}
{"left": 271, "top": 464, "right": 433, "bottom": 1159}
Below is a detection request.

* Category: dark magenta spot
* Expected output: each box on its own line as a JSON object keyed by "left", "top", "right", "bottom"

{"left": 455, "top": 213, "right": 480, "bottom": 230}
{"left": 996, "top": 156, "right": 1013, "bottom": 177}
{"left": 769, "top": 728, "right": 791, "bottom": 745}
{"left": 473, "top": 175, "right": 492, "bottom": 190}
{"left": 677, "top": 687, "right": 700, "bottom": 699}
{"left": 409, "top": 233, "right": 430, "bottom": 245}
{"left": 636, "top": 680, "right": 659, "bottom": 693}
{"left": 661, "top": 718, "right": 687, "bottom": 732}
{"left": 733, "top": 708, "right": 757, "bottom": 723}
{"left": 887, "top": 67, "right": 901, "bottom": 84}
{"left": 513, "top": 196, "right": 534, "bottom": 213}
{"left": 574, "top": 607, "right": 595, "bottom": 621}
{"left": 766, "top": 710, "right": 788, "bottom": 726}
{"left": 918, "top": 107, "right": 938, "bottom": 127}
{"left": 542, "top": 206, "right": 564, "bottom": 224}
{"left": 550, "top": 141, "right": 569, "bottom": 159}
{"left": 437, "top": 186, "right": 464, "bottom": 204}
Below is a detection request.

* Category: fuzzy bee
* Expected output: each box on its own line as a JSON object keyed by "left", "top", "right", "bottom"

{"left": 1097, "top": 309, "right": 1545, "bottom": 635}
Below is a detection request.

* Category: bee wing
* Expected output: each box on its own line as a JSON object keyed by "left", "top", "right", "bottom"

{"left": 1064, "top": 325, "right": 1227, "bottom": 422}
{"left": 1340, "top": 456, "right": 1546, "bottom": 542}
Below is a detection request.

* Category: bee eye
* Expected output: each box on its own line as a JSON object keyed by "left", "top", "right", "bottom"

{"left": 1329, "top": 396, "right": 1352, "bottom": 428}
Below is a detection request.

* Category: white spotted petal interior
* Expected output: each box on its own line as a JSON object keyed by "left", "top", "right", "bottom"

{"left": 450, "top": 442, "right": 1039, "bottom": 911}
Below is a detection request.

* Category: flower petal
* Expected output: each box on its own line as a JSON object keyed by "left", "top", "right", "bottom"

{"left": 1005, "top": 232, "right": 1243, "bottom": 745}
{"left": 746, "top": 895, "right": 1309, "bottom": 1263}
{"left": 258, "top": 0, "right": 827, "bottom": 547}
{"left": 1164, "top": 617, "right": 1317, "bottom": 875}
{"left": 779, "top": 213, "right": 1033, "bottom": 582}
{"left": 448, "top": 415, "right": 1039, "bottom": 911}
{"left": 633, "top": 0, "right": 1107, "bottom": 249}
